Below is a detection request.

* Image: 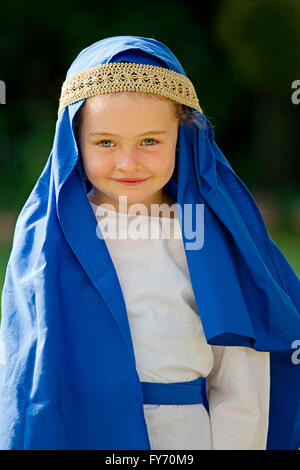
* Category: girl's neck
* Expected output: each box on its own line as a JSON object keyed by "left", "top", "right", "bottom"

{"left": 87, "top": 189, "right": 177, "bottom": 219}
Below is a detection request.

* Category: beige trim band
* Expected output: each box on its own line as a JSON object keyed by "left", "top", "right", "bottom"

{"left": 58, "top": 62, "right": 202, "bottom": 115}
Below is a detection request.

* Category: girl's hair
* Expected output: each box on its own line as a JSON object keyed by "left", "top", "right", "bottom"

{"left": 73, "top": 94, "right": 201, "bottom": 184}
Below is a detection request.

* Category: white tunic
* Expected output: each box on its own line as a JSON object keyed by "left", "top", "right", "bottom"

{"left": 89, "top": 201, "right": 270, "bottom": 450}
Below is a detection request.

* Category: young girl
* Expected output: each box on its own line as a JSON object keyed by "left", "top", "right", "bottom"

{"left": 0, "top": 35, "right": 299, "bottom": 451}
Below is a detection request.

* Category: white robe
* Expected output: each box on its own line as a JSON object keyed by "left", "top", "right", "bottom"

{"left": 90, "top": 201, "right": 270, "bottom": 450}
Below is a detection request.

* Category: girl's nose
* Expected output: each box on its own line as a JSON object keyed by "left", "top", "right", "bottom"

{"left": 115, "top": 148, "right": 142, "bottom": 171}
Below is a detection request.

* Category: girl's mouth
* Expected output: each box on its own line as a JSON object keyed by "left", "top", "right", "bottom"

{"left": 112, "top": 178, "right": 150, "bottom": 186}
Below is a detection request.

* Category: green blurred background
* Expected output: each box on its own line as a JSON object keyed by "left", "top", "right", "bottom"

{"left": 0, "top": 0, "right": 300, "bottom": 304}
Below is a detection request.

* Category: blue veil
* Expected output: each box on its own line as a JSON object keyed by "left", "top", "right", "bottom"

{"left": 0, "top": 36, "right": 299, "bottom": 450}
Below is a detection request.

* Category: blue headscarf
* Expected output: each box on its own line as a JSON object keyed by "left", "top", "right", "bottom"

{"left": 0, "top": 35, "right": 299, "bottom": 450}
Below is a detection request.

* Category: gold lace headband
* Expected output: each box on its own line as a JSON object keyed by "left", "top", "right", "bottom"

{"left": 58, "top": 62, "right": 202, "bottom": 115}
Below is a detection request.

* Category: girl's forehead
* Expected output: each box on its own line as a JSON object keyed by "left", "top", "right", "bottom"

{"left": 81, "top": 92, "right": 177, "bottom": 120}
{"left": 78, "top": 93, "right": 179, "bottom": 136}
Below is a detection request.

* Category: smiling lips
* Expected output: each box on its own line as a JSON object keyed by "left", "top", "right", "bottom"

{"left": 112, "top": 177, "right": 150, "bottom": 185}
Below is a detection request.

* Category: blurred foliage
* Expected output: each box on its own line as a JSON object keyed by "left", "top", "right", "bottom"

{"left": 0, "top": 0, "right": 299, "bottom": 233}
{"left": 215, "top": 0, "right": 300, "bottom": 95}
{"left": 214, "top": 0, "right": 300, "bottom": 206}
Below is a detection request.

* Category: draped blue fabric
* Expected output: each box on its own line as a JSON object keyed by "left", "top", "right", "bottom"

{"left": 0, "top": 36, "right": 299, "bottom": 450}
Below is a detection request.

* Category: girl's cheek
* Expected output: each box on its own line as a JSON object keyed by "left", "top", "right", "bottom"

{"left": 86, "top": 149, "right": 113, "bottom": 175}
{"left": 146, "top": 149, "right": 175, "bottom": 172}
{"left": 144, "top": 150, "right": 166, "bottom": 167}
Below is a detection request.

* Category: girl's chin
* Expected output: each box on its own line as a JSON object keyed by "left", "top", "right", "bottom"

{"left": 89, "top": 185, "right": 167, "bottom": 207}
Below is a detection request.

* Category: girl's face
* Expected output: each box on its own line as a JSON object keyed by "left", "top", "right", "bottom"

{"left": 78, "top": 92, "right": 179, "bottom": 212}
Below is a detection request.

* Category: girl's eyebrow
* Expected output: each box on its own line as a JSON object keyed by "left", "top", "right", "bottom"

{"left": 88, "top": 130, "right": 167, "bottom": 138}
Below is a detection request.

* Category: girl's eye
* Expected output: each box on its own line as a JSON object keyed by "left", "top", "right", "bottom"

{"left": 98, "top": 138, "right": 157, "bottom": 148}
{"left": 98, "top": 140, "right": 114, "bottom": 148}
{"left": 142, "top": 138, "right": 157, "bottom": 146}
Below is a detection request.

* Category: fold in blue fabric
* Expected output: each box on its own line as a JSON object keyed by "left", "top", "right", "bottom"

{"left": 0, "top": 35, "right": 299, "bottom": 450}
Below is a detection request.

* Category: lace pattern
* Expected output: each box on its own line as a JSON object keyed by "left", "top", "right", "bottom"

{"left": 58, "top": 62, "right": 202, "bottom": 115}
